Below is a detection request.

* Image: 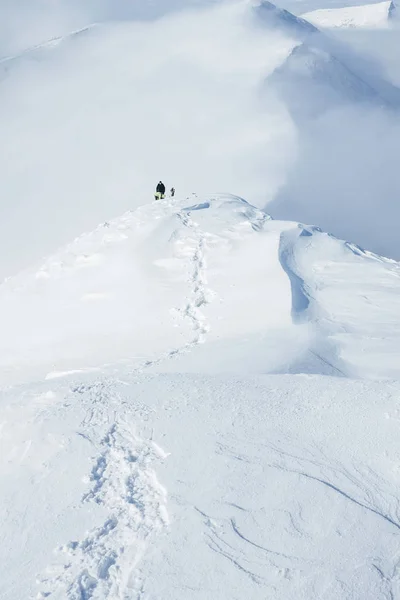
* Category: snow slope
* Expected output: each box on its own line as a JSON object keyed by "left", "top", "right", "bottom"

{"left": 2, "top": 194, "right": 400, "bottom": 599}
{"left": 2, "top": 194, "right": 400, "bottom": 386}
{"left": 6, "top": 371, "right": 400, "bottom": 600}
{"left": 1, "top": 0, "right": 400, "bottom": 598}
{"left": 302, "top": 0, "right": 393, "bottom": 28}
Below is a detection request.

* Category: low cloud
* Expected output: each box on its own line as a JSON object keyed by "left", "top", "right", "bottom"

{"left": 267, "top": 24, "right": 400, "bottom": 259}
{"left": 0, "top": 2, "right": 295, "bottom": 278}
{"left": 1, "top": 0, "right": 400, "bottom": 281}
{"left": 0, "top": 0, "right": 220, "bottom": 57}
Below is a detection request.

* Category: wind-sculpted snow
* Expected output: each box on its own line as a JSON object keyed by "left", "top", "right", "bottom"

{"left": 3, "top": 371, "right": 400, "bottom": 599}
{"left": 1, "top": 0, "right": 400, "bottom": 594}
{"left": 0, "top": 194, "right": 400, "bottom": 598}
{"left": 1, "top": 194, "right": 400, "bottom": 384}
{"left": 277, "top": 224, "right": 400, "bottom": 377}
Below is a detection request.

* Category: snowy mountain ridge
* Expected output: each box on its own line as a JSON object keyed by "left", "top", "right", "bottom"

{"left": 1, "top": 1, "right": 400, "bottom": 597}
{"left": 2, "top": 194, "right": 400, "bottom": 599}
{"left": 2, "top": 193, "right": 400, "bottom": 388}
{"left": 1, "top": 0, "right": 399, "bottom": 280}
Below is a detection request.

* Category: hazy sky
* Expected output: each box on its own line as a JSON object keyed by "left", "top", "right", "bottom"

{"left": 0, "top": 0, "right": 220, "bottom": 57}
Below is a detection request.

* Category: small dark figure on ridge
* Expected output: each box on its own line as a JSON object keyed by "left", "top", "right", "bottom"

{"left": 155, "top": 181, "right": 166, "bottom": 201}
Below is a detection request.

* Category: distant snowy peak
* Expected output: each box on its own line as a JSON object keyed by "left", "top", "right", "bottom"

{"left": 302, "top": 1, "right": 393, "bottom": 29}
{"left": 0, "top": 24, "right": 98, "bottom": 85}
{"left": 253, "top": 0, "right": 319, "bottom": 38}
{"left": 269, "top": 43, "right": 382, "bottom": 118}
{"left": 257, "top": 0, "right": 400, "bottom": 113}
{"left": 389, "top": 0, "right": 399, "bottom": 19}
{"left": 0, "top": 25, "right": 97, "bottom": 65}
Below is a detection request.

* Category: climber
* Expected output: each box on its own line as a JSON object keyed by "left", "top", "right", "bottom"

{"left": 155, "top": 181, "right": 166, "bottom": 201}
{"left": 170, "top": 187, "right": 175, "bottom": 198}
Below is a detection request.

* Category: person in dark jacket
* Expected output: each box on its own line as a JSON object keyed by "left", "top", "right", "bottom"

{"left": 155, "top": 181, "right": 166, "bottom": 200}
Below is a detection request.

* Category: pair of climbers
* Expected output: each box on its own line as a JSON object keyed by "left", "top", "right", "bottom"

{"left": 155, "top": 181, "right": 175, "bottom": 201}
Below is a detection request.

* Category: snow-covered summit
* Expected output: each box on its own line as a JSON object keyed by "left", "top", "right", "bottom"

{"left": 269, "top": 43, "right": 383, "bottom": 118}
{"left": 253, "top": 0, "right": 319, "bottom": 36}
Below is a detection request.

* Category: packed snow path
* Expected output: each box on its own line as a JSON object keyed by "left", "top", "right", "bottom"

{"left": 1, "top": 194, "right": 400, "bottom": 599}
{"left": 37, "top": 380, "right": 169, "bottom": 599}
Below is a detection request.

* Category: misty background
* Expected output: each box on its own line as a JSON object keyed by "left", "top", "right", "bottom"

{"left": 0, "top": 0, "right": 400, "bottom": 281}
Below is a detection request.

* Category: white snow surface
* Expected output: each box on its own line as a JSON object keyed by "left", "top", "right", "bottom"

{"left": 302, "top": 0, "right": 392, "bottom": 28}
{"left": 2, "top": 193, "right": 400, "bottom": 599}
{"left": 1, "top": 0, "right": 400, "bottom": 598}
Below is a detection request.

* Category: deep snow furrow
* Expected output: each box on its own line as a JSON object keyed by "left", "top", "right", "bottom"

{"left": 176, "top": 209, "right": 210, "bottom": 347}
{"left": 278, "top": 226, "right": 347, "bottom": 376}
{"left": 278, "top": 227, "right": 310, "bottom": 322}
{"left": 38, "top": 390, "right": 168, "bottom": 600}
{"left": 136, "top": 206, "right": 211, "bottom": 372}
